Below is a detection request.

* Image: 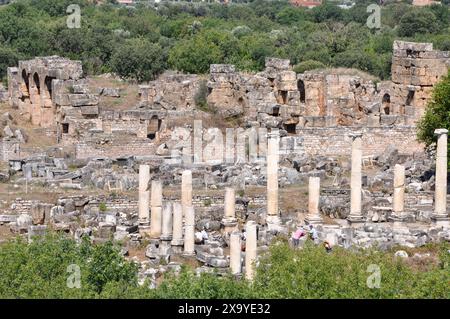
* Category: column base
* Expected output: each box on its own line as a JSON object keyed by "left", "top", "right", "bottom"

{"left": 266, "top": 215, "right": 283, "bottom": 232}
{"left": 347, "top": 215, "right": 365, "bottom": 227}
{"left": 160, "top": 235, "right": 173, "bottom": 241}
{"left": 431, "top": 214, "right": 450, "bottom": 227}
{"left": 171, "top": 239, "right": 184, "bottom": 246}
{"left": 138, "top": 225, "right": 151, "bottom": 237}
{"left": 221, "top": 218, "right": 238, "bottom": 233}
{"left": 182, "top": 251, "right": 196, "bottom": 257}
{"left": 305, "top": 215, "right": 323, "bottom": 225}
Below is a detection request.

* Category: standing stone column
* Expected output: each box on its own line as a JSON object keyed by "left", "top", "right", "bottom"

{"left": 221, "top": 187, "right": 238, "bottom": 232}
{"left": 230, "top": 231, "right": 242, "bottom": 275}
{"left": 181, "top": 170, "right": 192, "bottom": 217}
{"left": 171, "top": 202, "right": 184, "bottom": 250}
{"left": 161, "top": 202, "right": 173, "bottom": 241}
{"left": 347, "top": 132, "right": 365, "bottom": 226}
{"left": 245, "top": 221, "right": 257, "bottom": 281}
{"left": 305, "top": 176, "right": 323, "bottom": 225}
{"left": 183, "top": 206, "right": 196, "bottom": 256}
{"left": 266, "top": 130, "right": 281, "bottom": 227}
{"left": 138, "top": 165, "right": 150, "bottom": 224}
{"left": 432, "top": 129, "right": 449, "bottom": 225}
{"left": 391, "top": 164, "right": 408, "bottom": 227}
{"left": 150, "top": 180, "right": 163, "bottom": 238}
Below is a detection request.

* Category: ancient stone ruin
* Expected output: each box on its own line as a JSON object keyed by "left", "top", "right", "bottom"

{"left": 0, "top": 40, "right": 449, "bottom": 284}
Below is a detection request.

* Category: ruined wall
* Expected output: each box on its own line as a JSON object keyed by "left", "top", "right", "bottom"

{"left": 75, "top": 137, "right": 156, "bottom": 159}
{"left": 390, "top": 41, "right": 450, "bottom": 125}
{"left": 296, "top": 126, "right": 423, "bottom": 157}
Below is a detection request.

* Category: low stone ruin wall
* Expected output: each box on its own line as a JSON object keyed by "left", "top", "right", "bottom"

{"left": 297, "top": 126, "right": 423, "bottom": 157}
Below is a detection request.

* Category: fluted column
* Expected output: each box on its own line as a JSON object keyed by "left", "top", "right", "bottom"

{"left": 432, "top": 129, "right": 449, "bottom": 226}
{"left": 266, "top": 130, "right": 281, "bottom": 227}
{"left": 183, "top": 206, "right": 195, "bottom": 256}
{"left": 150, "top": 180, "right": 163, "bottom": 238}
{"left": 161, "top": 202, "right": 173, "bottom": 241}
{"left": 171, "top": 202, "right": 184, "bottom": 247}
{"left": 138, "top": 165, "right": 150, "bottom": 224}
{"left": 305, "top": 176, "right": 323, "bottom": 225}
{"left": 222, "top": 187, "right": 238, "bottom": 232}
{"left": 181, "top": 170, "right": 192, "bottom": 218}
{"left": 347, "top": 132, "right": 365, "bottom": 226}
{"left": 245, "top": 221, "right": 257, "bottom": 281}
{"left": 230, "top": 231, "right": 242, "bottom": 275}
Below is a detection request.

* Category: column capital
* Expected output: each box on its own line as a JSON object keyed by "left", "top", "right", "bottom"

{"left": 434, "top": 128, "right": 448, "bottom": 136}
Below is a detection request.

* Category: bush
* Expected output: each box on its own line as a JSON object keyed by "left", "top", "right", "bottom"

{"left": 109, "top": 38, "right": 165, "bottom": 82}
{"left": 293, "top": 60, "right": 326, "bottom": 74}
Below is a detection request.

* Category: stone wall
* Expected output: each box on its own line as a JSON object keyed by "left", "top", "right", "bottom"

{"left": 296, "top": 126, "right": 423, "bottom": 157}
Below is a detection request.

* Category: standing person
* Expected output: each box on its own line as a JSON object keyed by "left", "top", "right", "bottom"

{"left": 308, "top": 225, "right": 319, "bottom": 244}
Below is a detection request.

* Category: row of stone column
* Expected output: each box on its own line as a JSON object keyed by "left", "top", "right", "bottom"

{"left": 264, "top": 129, "right": 449, "bottom": 227}
{"left": 348, "top": 129, "right": 448, "bottom": 226}
{"left": 138, "top": 166, "right": 258, "bottom": 279}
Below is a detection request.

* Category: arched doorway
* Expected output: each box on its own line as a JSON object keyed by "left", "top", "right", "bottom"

{"left": 382, "top": 93, "right": 390, "bottom": 115}
{"left": 297, "top": 80, "right": 305, "bottom": 103}
{"left": 20, "top": 69, "right": 30, "bottom": 102}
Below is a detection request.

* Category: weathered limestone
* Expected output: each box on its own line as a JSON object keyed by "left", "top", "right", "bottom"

{"left": 221, "top": 187, "right": 238, "bottom": 232}
{"left": 183, "top": 205, "right": 196, "bottom": 256}
{"left": 138, "top": 165, "right": 150, "bottom": 224}
{"left": 171, "top": 202, "right": 184, "bottom": 247}
{"left": 347, "top": 132, "right": 365, "bottom": 226}
{"left": 161, "top": 202, "right": 173, "bottom": 241}
{"left": 432, "top": 129, "right": 449, "bottom": 226}
{"left": 230, "top": 231, "right": 242, "bottom": 275}
{"left": 245, "top": 221, "right": 257, "bottom": 281}
{"left": 150, "top": 180, "right": 163, "bottom": 238}
{"left": 305, "top": 176, "right": 323, "bottom": 225}
{"left": 181, "top": 170, "right": 192, "bottom": 217}
{"left": 390, "top": 164, "right": 408, "bottom": 226}
{"left": 266, "top": 130, "right": 281, "bottom": 227}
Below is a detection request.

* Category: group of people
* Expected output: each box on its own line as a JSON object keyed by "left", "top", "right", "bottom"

{"left": 291, "top": 224, "right": 332, "bottom": 253}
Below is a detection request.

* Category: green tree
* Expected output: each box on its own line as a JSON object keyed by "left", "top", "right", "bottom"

{"left": 293, "top": 60, "right": 326, "bottom": 73}
{"left": 109, "top": 38, "right": 165, "bottom": 82}
{"left": 398, "top": 8, "right": 439, "bottom": 37}
{"left": 417, "top": 71, "right": 450, "bottom": 167}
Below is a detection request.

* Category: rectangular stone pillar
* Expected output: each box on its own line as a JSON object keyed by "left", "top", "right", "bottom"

{"left": 150, "top": 180, "right": 163, "bottom": 238}
{"left": 161, "top": 202, "right": 173, "bottom": 241}
{"left": 432, "top": 129, "right": 449, "bottom": 226}
{"left": 347, "top": 132, "right": 365, "bottom": 226}
{"left": 138, "top": 165, "right": 150, "bottom": 224}
{"left": 183, "top": 206, "right": 196, "bottom": 256}
{"left": 230, "top": 231, "right": 242, "bottom": 275}
{"left": 245, "top": 221, "right": 257, "bottom": 281}
{"left": 266, "top": 130, "right": 281, "bottom": 226}
{"left": 171, "top": 202, "right": 184, "bottom": 247}
{"left": 305, "top": 176, "right": 323, "bottom": 225}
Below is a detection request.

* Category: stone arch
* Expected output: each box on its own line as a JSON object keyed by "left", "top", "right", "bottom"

{"left": 147, "top": 115, "right": 161, "bottom": 140}
{"left": 382, "top": 93, "right": 391, "bottom": 115}
{"left": 20, "top": 69, "right": 30, "bottom": 102}
{"left": 297, "top": 79, "right": 305, "bottom": 103}
{"left": 33, "top": 73, "right": 40, "bottom": 95}
{"left": 43, "top": 76, "right": 55, "bottom": 107}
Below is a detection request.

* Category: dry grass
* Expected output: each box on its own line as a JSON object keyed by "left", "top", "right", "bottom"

{"left": 87, "top": 76, "right": 140, "bottom": 111}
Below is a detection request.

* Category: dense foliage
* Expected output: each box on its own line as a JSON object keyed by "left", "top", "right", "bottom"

{"left": 417, "top": 71, "right": 450, "bottom": 168}
{"left": 0, "top": 235, "right": 448, "bottom": 298}
{"left": 0, "top": 0, "right": 449, "bottom": 82}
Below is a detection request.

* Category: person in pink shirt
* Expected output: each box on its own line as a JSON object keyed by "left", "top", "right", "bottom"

{"left": 292, "top": 226, "right": 305, "bottom": 247}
